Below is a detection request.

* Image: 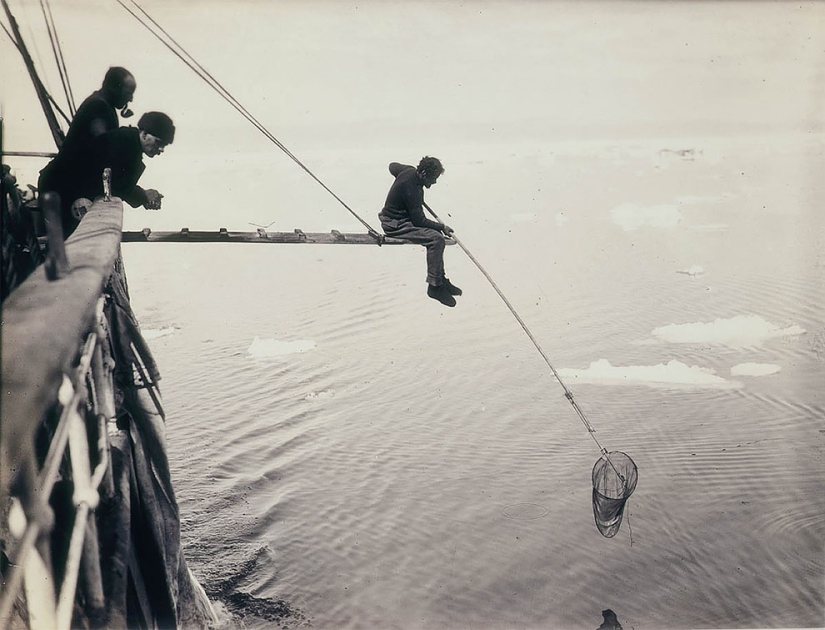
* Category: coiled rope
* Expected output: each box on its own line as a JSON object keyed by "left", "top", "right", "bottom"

{"left": 115, "top": 0, "right": 383, "bottom": 242}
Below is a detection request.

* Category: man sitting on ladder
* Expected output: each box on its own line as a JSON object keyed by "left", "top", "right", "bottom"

{"left": 378, "top": 156, "right": 462, "bottom": 307}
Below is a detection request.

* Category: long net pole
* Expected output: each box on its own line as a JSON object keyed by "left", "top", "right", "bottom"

{"left": 424, "top": 201, "right": 627, "bottom": 477}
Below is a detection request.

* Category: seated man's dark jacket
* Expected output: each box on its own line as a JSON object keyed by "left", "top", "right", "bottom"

{"left": 39, "top": 126, "right": 148, "bottom": 237}
{"left": 381, "top": 162, "right": 442, "bottom": 231}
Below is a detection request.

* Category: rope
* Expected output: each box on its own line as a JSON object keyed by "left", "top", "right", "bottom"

{"left": 2, "top": 19, "right": 71, "bottom": 127}
{"left": 42, "top": 0, "right": 73, "bottom": 107}
{"left": 114, "top": 0, "right": 384, "bottom": 243}
{"left": 626, "top": 508, "right": 634, "bottom": 546}
{"left": 45, "top": 91, "right": 72, "bottom": 125}
{"left": 40, "top": 0, "right": 75, "bottom": 116}
{"left": 130, "top": 341, "right": 165, "bottom": 421}
{"left": 423, "top": 202, "right": 626, "bottom": 480}
{"left": 1, "top": 1, "right": 66, "bottom": 146}
{"left": 0, "top": 17, "right": 15, "bottom": 44}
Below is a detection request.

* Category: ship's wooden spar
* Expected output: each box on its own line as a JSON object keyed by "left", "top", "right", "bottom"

{"left": 121, "top": 228, "right": 456, "bottom": 245}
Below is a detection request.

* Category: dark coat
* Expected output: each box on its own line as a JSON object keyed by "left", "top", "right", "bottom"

{"left": 39, "top": 127, "right": 148, "bottom": 237}
{"left": 62, "top": 91, "right": 119, "bottom": 153}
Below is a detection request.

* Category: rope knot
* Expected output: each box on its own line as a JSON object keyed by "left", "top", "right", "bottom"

{"left": 368, "top": 229, "right": 385, "bottom": 246}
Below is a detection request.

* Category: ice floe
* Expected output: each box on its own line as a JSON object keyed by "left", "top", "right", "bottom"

{"left": 304, "top": 389, "right": 335, "bottom": 401}
{"left": 652, "top": 315, "right": 805, "bottom": 348}
{"left": 610, "top": 202, "right": 683, "bottom": 231}
{"left": 247, "top": 336, "right": 316, "bottom": 358}
{"left": 558, "top": 358, "right": 739, "bottom": 389}
{"left": 143, "top": 327, "right": 176, "bottom": 340}
{"left": 730, "top": 363, "right": 781, "bottom": 377}
{"left": 676, "top": 265, "right": 705, "bottom": 278}
{"left": 659, "top": 148, "right": 701, "bottom": 161}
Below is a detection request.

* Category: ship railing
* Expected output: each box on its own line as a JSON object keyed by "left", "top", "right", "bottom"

{"left": 1, "top": 198, "right": 124, "bottom": 629}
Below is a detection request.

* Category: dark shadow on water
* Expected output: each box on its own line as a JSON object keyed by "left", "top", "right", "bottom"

{"left": 222, "top": 591, "right": 309, "bottom": 627}
{"left": 198, "top": 545, "right": 312, "bottom": 628}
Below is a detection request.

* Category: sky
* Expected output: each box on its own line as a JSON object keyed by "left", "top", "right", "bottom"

{"left": 4, "top": 0, "right": 823, "bottom": 144}
{"left": 2, "top": 0, "right": 823, "bottom": 231}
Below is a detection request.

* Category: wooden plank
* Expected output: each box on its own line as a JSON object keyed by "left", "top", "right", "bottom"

{"left": 120, "top": 229, "right": 428, "bottom": 245}
{"left": 1, "top": 199, "right": 123, "bottom": 483}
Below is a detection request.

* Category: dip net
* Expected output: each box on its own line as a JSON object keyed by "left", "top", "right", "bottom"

{"left": 592, "top": 451, "right": 637, "bottom": 538}
{"left": 419, "top": 200, "right": 641, "bottom": 539}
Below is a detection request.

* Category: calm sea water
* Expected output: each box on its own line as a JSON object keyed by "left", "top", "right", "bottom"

{"left": 3, "top": 1, "right": 823, "bottom": 628}
{"left": 123, "top": 131, "right": 825, "bottom": 630}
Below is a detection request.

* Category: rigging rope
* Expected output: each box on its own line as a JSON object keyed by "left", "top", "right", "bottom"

{"left": 0, "top": 17, "right": 14, "bottom": 43}
{"left": 1, "top": 0, "right": 66, "bottom": 146}
{"left": 423, "top": 201, "right": 625, "bottom": 480}
{"left": 1, "top": 18, "right": 72, "bottom": 127}
{"left": 40, "top": 0, "right": 75, "bottom": 116}
{"left": 114, "top": 0, "right": 383, "bottom": 242}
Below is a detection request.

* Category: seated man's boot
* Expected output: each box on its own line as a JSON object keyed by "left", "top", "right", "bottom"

{"left": 427, "top": 284, "right": 457, "bottom": 307}
{"left": 443, "top": 278, "right": 462, "bottom": 296}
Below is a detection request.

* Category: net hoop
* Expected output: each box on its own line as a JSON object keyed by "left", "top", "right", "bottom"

{"left": 592, "top": 451, "right": 637, "bottom": 538}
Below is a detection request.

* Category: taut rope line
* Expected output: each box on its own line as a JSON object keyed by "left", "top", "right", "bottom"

{"left": 40, "top": 0, "right": 75, "bottom": 116}
{"left": 424, "top": 202, "right": 624, "bottom": 476}
{"left": 1, "top": 18, "right": 71, "bottom": 127}
{"left": 115, "top": 0, "right": 383, "bottom": 241}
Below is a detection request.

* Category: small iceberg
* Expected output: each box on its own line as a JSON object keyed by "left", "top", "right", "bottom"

{"left": 676, "top": 265, "right": 705, "bottom": 278}
{"left": 652, "top": 315, "right": 805, "bottom": 348}
{"left": 558, "top": 358, "right": 739, "bottom": 389}
{"left": 659, "top": 148, "right": 701, "bottom": 161}
{"left": 304, "top": 389, "right": 335, "bottom": 401}
{"left": 247, "top": 336, "right": 316, "bottom": 358}
{"left": 730, "top": 363, "right": 781, "bottom": 377}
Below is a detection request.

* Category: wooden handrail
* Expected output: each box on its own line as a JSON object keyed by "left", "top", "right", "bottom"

{"left": 1, "top": 198, "right": 123, "bottom": 508}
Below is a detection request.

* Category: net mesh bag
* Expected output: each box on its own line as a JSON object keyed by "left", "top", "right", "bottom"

{"left": 592, "top": 451, "right": 637, "bottom": 538}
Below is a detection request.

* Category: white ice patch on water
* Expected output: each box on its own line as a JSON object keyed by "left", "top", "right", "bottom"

{"left": 652, "top": 315, "right": 805, "bottom": 348}
{"left": 304, "top": 389, "right": 335, "bottom": 401}
{"left": 730, "top": 363, "right": 781, "bottom": 377}
{"left": 610, "top": 202, "right": 683, "bottom": 231}
{"left": 658, "top": 148, "right": 702, "bottom": 161}
{"left": 247, "top": 336, "right": 316, "bottom": 358}
{"left": 143, "top": 327, "right": 176, "bottom": 340}
{"left": 676, "top": 265, "right": 705, "bottom": 278}
{"left": 558, "top": 358, "right": 738, "bottom": 388}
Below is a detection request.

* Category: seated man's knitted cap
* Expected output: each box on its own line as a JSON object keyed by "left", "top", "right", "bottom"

{"left": 137, "top": 112, "right": 175, "bottom": 144}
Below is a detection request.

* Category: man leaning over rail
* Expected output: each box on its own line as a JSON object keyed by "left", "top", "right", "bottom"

{"left": 379, "top": 156, "right": 462, "bottom": 307}
{"left": 38, "top": 111, "right": 174, "bottom": 238}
